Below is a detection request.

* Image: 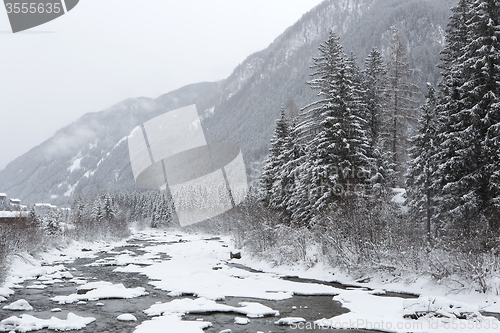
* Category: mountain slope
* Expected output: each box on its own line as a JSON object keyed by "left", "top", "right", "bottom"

{"left": 0, "top": 82, "right": 221, "bottom": 204}
{"left": 205, "top": 0, "right": 454, "bottom": 162}
{"left": 0, "top": 0, "right": 456, "bottom": 204}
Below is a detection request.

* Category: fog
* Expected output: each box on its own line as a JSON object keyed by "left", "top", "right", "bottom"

{"left": 0, "top": 0, "right": 323, "bottom": 170}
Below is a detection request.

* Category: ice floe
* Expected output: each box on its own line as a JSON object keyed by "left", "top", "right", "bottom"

{"left": 52, "top": 282, "right": 147, "bottom": 304}
{"left": 0, "top": 313, "right": 95, "bottom": 332}
{"left": 3, "top": 299, "right": 33, "bottom": 311}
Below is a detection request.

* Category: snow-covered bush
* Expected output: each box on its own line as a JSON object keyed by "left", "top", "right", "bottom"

{"left": 0, "top": 218, "right": 51, "bottom": 284}
{"left": 43, "top": 211, "right": 62, "bottom": 235}
{"left": 227, "top": 190, "right": 500, "bottom": 293}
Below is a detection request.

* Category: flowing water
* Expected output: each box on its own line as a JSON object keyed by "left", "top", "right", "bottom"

{"left": 0, "top": 235, "right": 428, "bottom": 333}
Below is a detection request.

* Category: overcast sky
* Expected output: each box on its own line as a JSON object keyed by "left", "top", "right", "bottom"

{"left": 0, "top": 0, "right": 323, "bottom": 170}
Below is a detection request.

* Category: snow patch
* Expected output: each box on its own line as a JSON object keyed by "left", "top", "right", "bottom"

{"left": 117, "top": 314, "right": 137, "bottom": 321}
{"left": 275, "top": 317, "right": 306, "bottom": 325}
{"left": 67, "top": 154, "right": 82, "bottom": 173}
{"left": 391, "top": 188, "right": 406, "bottom": 204}
{"left": 3, "top": 299, "right": 33, "bottom": 311}
{"left": 200, "top": 106, "right": 215, "bottom": 121}
{"left": 115, "top": 234, "right": 340, "bottom": 301}
{"left": 25, "top": 285, "right": 46, "bottom": 290}
{"left": 134, "top": 313, "right": 212, "bottom": 333}
{"left": 403, "top": 296, "right": 481, "bottom": 320}
{"left": 52, "top": 282, "right": 147, "bottom": 304}
{"left": 234, "top": 317, "right": 249, "bottom": 325}
{"left": 144, "top": 298, "right": 279, "bottom": 318}
{"left": 64, "top": 182, "right": 78, "bottom": 197}
{"left": 0, "top": 313, "right": 95, "bottom": 332}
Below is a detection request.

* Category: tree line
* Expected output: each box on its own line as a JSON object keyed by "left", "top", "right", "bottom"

{"left": 261, "top": 27, "right": 418, "bottom": 226}
{"left": 260, "top": 0, "right": 500, "bottom": 251}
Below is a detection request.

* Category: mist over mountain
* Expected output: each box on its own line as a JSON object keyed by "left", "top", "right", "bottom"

{"left": 0, "top": 0, "right": 456, "bottom": 204}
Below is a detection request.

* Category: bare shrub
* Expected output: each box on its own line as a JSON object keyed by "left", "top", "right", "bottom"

{"left": 0, "top": 218, "right": 52, "bottom": 284}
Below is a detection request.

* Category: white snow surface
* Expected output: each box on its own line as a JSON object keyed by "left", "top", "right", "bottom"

{"left": 117, "top": 313, "right": 137, "bottom": 321}
{"left": 144, "top": 298, "right": 279, "bottom": 318}
{"left": 0, "top": 313, "right": 95, "bottom": 332}
{"left": 275, "top": 317, "right": 306, "bottom": 325}
{"left": 67, "top": 155, "right": 82, "bottom": 173}
{"left": 114, "top": 233, "right": 341, "bottom": 301}
{"left": 0, "top": 211, "right": 28, "bottom": 218}
{"left": 134, "top": 313, "right": 212, "bottom": 333}
{"left": 1, "top": 228, "right": 500, "bottom": 333}
{"left": 313, "top": 289, "right": 497, "bottom": 332}
{"left": 52, "top": 282, "right": 147, "bottom": 304}
{"left": 391, "top": 187, "right": 406, "bottom": 204}
{"left": 234, "top": 317, "right": 250, "bottom": 325}
{"left": 3, "top": 299, "right": 33, "bottom": 311}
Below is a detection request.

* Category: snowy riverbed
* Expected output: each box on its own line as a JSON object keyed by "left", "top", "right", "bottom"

{"left": 0, "top": 228, "right": 499, "bottom": 332}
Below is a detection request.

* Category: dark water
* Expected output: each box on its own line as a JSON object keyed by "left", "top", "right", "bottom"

{"left": 0, "top": 235, "right": 469, "bottom": 333}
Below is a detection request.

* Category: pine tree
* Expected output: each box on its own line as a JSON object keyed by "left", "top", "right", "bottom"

{"left": 435, "top": 0, "right": 500, "bottom": 239}
{"left": 92, "top": 196, "right": 104, "bottom": 222}
{"left": 383, "top": 28, "right": 419, "bottom": 187}
{"left": 406, "top": 84, "right": 438, "bottom": 242}
{"left": 438, "top": 0, "right": 471, "bottom": 95}
{"left": 467, "top": 0, "right": 500, "bottom": 231}
{"left": 301, "top": 31, "right": 369, "bottom": 212}
{"left": 260, "top": 106, "right": 290, "bottom": 208}
{"left": 434, "top": 0, "right": 500, "bottom": 238}
{"left": 44, "top": 211, "right": 62, "bottom": 235}
{"left": 273, "top": 117, "right": 303, "bottom": 224}
{"left": 289, "top": 154, "right": 320, "bottom": 223}
{"left": 297, "top": 31, "right": 345, "bottom": 144}
{"left": 102, "top": 194, "right": 116, "bottom": 222}
{"left": 362, "top": 48, "right": 389, "bottom": 188}
{"left": 433, "top": 0, "right": 472, "bottom": 226}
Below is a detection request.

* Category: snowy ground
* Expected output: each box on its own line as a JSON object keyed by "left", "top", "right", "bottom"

{"left": 0, "top": 228, "right": 499, "bottom": 332}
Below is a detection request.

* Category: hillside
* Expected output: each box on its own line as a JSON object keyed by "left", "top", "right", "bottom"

{"left": 0, "top": 0, "right": 456, "bottom": 204}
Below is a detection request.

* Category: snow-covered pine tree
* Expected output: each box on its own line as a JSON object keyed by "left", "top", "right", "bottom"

{"left": 141, "top": 194, "right": 151, "bottom": 220}
{"left": 438, "top": 0, "right": 471, "bottom": 95}
{"left": 469, "top": 0, "right": 500, "bottom": 231}
{"left": 150, "top": 194, "right": 160, "bottom": 228}
{"left": 44, "top": 211, "right": 62, "bottom": 235}
{"left": 406, "top": 84, "right": 438, "bottom": 242}
{"left": 287, "top": 31, "right": 346, "bottom": 223}
{"left": 432, "top": 0, "right": 472, "bottom": 225}
{"left": 383, "top": 28, "right": 419, "bottom": 187}
{"left": 272, "top": 116, "right": 303, "bottom": 224}
{"left": 434, "top": 0, "right": 500, "bottom": 235}
{"left": 297, "top": 30, "right": 345, "bottom": 145}
{"left": 260, "top": 106, "right": 290, "bottom": 209}
{"left": 102, "top": 194, "right": 116, "bottom": 222}
{"left": 301, "top": 31, "right": 370, "bottom": 212}
{"left": 486, "top": 101, "right": 500, "bottom": 230}
{"left": 91, "top": 196, "right": 104, "bottom": 223}
{"left": 159, "top": 192, "right": 173, "bottom": 226}
{"left": 289, "top": 153, "right": 320, "bottom": 223}
{"left": 362, "top": 48, "right": 389, "bottom": 188}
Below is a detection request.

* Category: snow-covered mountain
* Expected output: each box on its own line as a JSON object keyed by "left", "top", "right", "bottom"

{"left": 0, "top": 0, "right": 455, "bottom": 204}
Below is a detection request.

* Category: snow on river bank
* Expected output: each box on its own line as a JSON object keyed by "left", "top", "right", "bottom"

{"left": 0, "top": 228, "right": 499, "bottom": 332}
